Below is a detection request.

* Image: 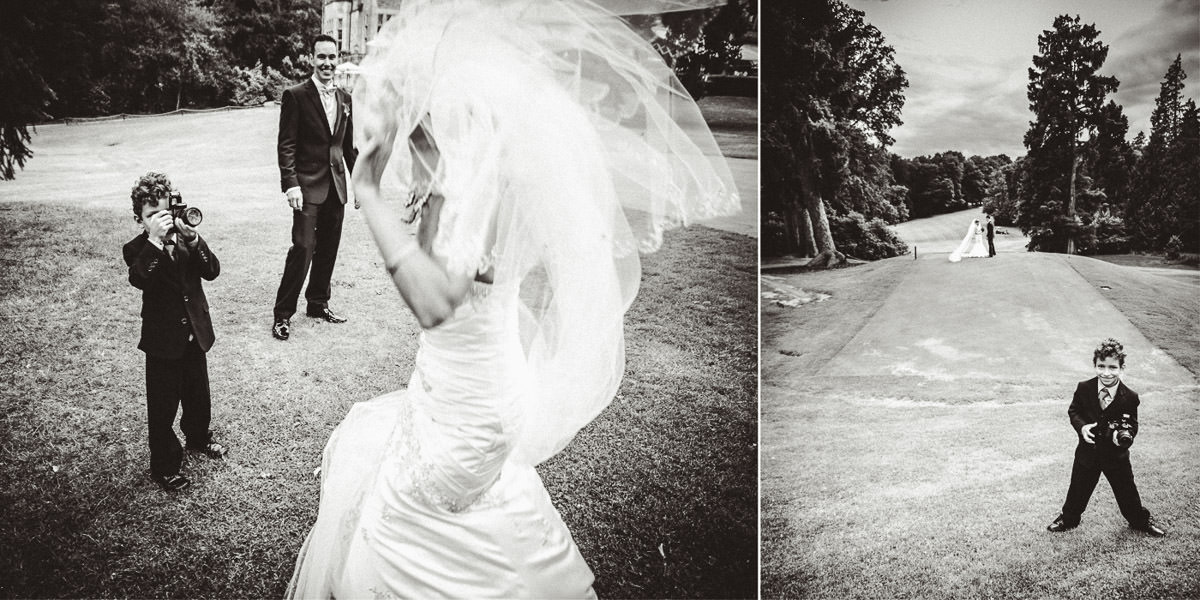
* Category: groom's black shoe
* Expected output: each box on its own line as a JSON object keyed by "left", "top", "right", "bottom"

{"left": 307, "top": 307, "right": 347, "bottom": 323}
{"left": 1047, "top": 515, "right": 1079, "bottom": 532}
{"left": 272, "top": 318, "right": 290, "bottom": 340}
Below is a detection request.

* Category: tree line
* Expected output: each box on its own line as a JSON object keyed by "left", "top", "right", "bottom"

{"left": 764, "top": 1, "right": 1198, "bottom": 263}
{"left": 0, "top": 0, "right": 754, "bottom": 180}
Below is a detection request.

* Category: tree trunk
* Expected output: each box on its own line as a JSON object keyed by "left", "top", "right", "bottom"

{"left": 797, "top": 160, "right": 836, "bottom": 254}
{"left": 1067, "top": 145, "right": 1084, "bottom": 254}
{"left": 799, "top": 202, "right": 817, "bottom": 257}
{"left": 796, "top": 153, "right": 845, "bottom": 267}
{"left": 175, "top": 85, "right": 182, "bottom": 111}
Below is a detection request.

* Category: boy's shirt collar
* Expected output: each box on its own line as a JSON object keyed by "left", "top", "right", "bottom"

{"left": 1097, "top": 379, "right": 1120, "bottom": 396}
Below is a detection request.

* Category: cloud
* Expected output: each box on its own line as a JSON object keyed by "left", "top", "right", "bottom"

{"left": 891, "top": 53, "right": 1031, "bottom": 157}
{"left": 1106, "top": 0, "right": 1200, "bottom": 135}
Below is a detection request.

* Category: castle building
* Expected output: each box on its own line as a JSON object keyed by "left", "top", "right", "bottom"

{"left": 321, "top": 0, "right": 404, "bottom": 61}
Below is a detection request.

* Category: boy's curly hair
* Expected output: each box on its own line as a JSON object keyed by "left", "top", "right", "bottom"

{"left": 1093, "top": 338, "right": 1127, "bottom": 367}
{"left": 130, "top": 172, "right": 173, "bottom": 222}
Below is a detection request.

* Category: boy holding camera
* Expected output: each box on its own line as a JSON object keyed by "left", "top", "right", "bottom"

{"left": 1047, "top": 338, "right": 1165, "bottom": 536}
{"left": 123, "top": 172, "right": 227, "bottom": 491}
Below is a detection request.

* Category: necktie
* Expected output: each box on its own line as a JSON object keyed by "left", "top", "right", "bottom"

{"left": 1099, "top": 387, "right": 1112, "bottom": 411}
{"left": 319, "top": 85, "right": 337, "bottom": 132}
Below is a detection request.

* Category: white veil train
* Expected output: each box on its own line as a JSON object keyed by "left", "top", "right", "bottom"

{"left": 352, "top": 0, "right": 741, "bottom": 465}
{"left": 948, "top": 219, "right": 979, "bottom": 263}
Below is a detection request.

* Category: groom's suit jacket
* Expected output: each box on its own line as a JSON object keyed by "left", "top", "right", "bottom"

{"left": 277, "top": 79, "right": 358, "bottom": 205}
{"left": 1067, "top": 376, "right": 1140, "bottom": 454}
{"left": 123, "top": 232, "right": 220, "bottom": 359}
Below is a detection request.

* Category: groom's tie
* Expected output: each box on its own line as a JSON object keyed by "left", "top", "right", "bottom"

{"left": 318, "top": 85, "right": 336, "bottom": 133}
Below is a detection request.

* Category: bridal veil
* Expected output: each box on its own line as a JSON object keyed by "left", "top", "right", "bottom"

{"left": 352, "top": 0, "right": 741, "bottom": 465}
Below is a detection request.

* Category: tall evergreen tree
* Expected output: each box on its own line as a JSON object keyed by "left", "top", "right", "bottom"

{"left": 1020, "top": 14, "right": 1118, "bottom": 253}
{"left": 1129, "top": 56, "right": 1196, "bottom": 250}
{"left": 1149, "top": 55, "right": 1187, "bottom": 148}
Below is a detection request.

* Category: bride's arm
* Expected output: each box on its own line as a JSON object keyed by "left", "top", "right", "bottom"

{"left": 355, "top": 135, "right": 473, "bottom": 329}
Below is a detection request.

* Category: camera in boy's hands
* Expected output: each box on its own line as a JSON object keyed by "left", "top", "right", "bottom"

{"left": 1096, "top": 413, "right": 1135, "bottom": 449}
{"left": 168, "top": 191, "right": 203, "bottom": 230}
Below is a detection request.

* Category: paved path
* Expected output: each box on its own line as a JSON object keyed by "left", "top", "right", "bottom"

{"left": 697, "top": 156, "right": 758, "bottom": 238}
{"left": 762, "top": 212, "right": 1199, "bottom": 598}
{"left": 822, "top": 252, "right": 1195, "bottom": 389}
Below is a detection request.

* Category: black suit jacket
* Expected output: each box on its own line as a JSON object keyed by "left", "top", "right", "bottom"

{"left": 1067, "top": 377, "right": 1140, "bottom": 452}
{"left": 123, "top": 233, "right": 220, "bottom": 359}
{"left": 277, "top": 79, "right": 357, "bottom": 205}
{"left": 986, "top": 221, "right": 995, "bottom": 239}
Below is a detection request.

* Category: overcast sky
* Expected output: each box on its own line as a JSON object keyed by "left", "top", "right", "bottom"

{"left": 843, "top": 0, "right": 1200, "bottom": 159}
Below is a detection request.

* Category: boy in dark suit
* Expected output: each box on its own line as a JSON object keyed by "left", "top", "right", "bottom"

{"left": 1047, "top": 338, "right": 1165, "bottom": 536}
{"left": 123, "top": 172, "right": 227, "bottom": 491}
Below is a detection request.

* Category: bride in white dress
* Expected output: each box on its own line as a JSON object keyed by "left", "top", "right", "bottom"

{"left": 287, "top": 1, "right": 739, "bottom": 597}
{"left": 948, "top": 218, "right": 990, "bottom": 262}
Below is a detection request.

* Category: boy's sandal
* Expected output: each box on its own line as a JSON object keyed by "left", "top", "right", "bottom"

{"left": 153, "top": 473, "right": 191, "bottom": 492}
{"left": 188, "top": 441, "right": 228, "bottom": 459}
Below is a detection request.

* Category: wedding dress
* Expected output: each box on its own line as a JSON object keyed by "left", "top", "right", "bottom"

{"left": 288, "top": 1, "right": 739, "bottom": 597}
{"left": 948, "top": 219, "right": 989, "bottom": 262}
{"left": 289, "top": 281, "right": 597, "bottom": 598}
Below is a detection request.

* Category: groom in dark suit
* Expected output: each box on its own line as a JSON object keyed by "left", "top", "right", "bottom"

{"left": 273, "top": 34, "right": 358, "bottom": 340}
{"left": 985, "top": 214, "right": 996, "bottom": 257}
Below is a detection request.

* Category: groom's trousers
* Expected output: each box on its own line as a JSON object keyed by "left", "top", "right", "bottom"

{"left": 274, "top": 186, "right": 344, "bottom": 320}
{"left": 1060, "top": 444, "right": 1151, "bottom": 526}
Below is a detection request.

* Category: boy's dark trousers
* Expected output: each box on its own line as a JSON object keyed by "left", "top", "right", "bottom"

{"left": 145, "top": 339, "right": 212, "bottom": 477}
{"left": 1061, "top": 444, "right": 1150, "bottom": 526}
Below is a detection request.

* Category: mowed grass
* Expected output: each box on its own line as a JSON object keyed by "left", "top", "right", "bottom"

{"left": 761, "top": 254, "right": 1200, "bottom": 599}
{"left": 0, "top": 111, "right": 756, "bottom": 597}
{"left": 697, "top": 95, "right": 758, "bottom": 160}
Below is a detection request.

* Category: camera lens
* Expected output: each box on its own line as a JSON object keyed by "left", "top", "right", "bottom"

{"left": 183, "top": 207, "right": 203, "bottom": 227}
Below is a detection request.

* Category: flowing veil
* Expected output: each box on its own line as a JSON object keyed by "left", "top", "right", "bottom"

{"left": 353, "top": 0, "right": 740, "bottom": 465}
{"left": 948, "top": 219, "right": 979, "bottom": 263}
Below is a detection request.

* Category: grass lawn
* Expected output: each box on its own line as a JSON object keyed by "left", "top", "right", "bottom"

{"left": 698, "top": 96, "right": 758, "bottom": 160}
{"left": 761, "top": 252, "right": 1200, "bottom": 599}
{"left": 0, "top": 108, "right": 756, "bottom": 598}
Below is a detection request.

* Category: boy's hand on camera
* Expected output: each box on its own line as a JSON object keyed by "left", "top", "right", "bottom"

{"left": 146, "top": 212, "right": 173, "bottom": 242}
{"left": 1080, "top": 423, "right": 1096, "bottom": 444}
{"left": 174, "top": 219, "right": 199, "bottom": 244}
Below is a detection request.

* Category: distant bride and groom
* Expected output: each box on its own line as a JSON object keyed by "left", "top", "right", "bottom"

{"left": 125, "top": 1, "right": 740, "bottom": 598}
{"left": 948, "top": 213, "right": 996, "bottom": 262}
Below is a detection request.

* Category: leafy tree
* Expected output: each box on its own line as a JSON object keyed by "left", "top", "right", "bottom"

{"left": 96, "top": 0, "right": 230, "bottom": 113}
{"left": 984, "top": 158, "right": 1027, "bottom": 226}
{"left": 1082, "top": 100, "right": 1136, "bottom": 218}
{"left": 1020, "top": 14, "right": 1118, "bottom": 253}
{"left": 653, "top": 0, "right": 756, "bottom": 98}
{"left": 762, "top": 0, "right": 907, "bottom": 265}
{"left": 0, "top": 2, "right": 49, "bottom": 180}
{"left": 209, "top": 0, "right": 318, "bottom": 80}
{"left": 0, "top": 0, "right": 110, "bottom": 177}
